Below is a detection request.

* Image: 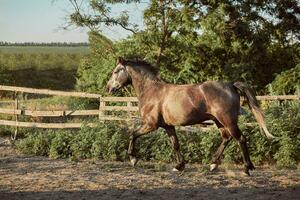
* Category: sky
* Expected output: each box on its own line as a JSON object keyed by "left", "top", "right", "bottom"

{"left": 0, "top": 0, "right": 147, "bottom": 43}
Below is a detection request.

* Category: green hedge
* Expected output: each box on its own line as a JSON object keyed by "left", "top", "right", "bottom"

{"left": 15, "top": 101, "right": 299, "bottom": 168}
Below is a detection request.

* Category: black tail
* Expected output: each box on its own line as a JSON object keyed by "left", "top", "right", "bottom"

{"left": 233, "top": 82, "right": 274, "bottom": 139}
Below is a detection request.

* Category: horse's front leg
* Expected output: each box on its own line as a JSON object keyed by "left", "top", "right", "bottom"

{"left": 164, "top": 126, "right": 185, "bottom": 171}
{"left": 128, "top": 123, "right": 156, "bottom": 166}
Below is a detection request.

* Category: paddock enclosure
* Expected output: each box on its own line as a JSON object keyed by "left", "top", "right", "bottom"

{"left": 0, "top": 85, "right": 299, "bottom": 200}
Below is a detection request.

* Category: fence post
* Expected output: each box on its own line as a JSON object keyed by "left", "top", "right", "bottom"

{"left": 99, "top": 96, "right": 106, "bottom": 120}
{"left": 127, "top": 101, "right": 133, "bottom": 119}
{"left": 12, "top": 92, "right": 20, "bottom": 140}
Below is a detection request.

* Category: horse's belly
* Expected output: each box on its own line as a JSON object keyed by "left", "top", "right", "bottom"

{"left": 162, "top": 103, "right": 207, "bottom": 126}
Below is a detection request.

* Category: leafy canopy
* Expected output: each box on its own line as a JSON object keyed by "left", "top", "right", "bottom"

{"left": 68, "top": 0, "right": 300, "bottom": 94}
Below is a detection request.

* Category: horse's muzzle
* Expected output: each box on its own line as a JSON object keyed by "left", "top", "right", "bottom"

{"left": 106, "top": 86, "right": 117, "bottom": 94}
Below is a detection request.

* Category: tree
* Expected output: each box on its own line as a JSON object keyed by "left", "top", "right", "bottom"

{"left": 68, "top": 0, "right": 300, "bottom": 93}
{"left": 76, "top": 31, "right": 116, "bottom": 93}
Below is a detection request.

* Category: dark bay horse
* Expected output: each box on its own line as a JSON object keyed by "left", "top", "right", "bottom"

{"left": 106, "top": 58, "right": 274, "bottom": 175}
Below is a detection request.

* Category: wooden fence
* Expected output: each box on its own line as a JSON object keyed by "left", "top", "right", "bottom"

{"left": 0, "top": 85, "right": 299, "bottom": 131}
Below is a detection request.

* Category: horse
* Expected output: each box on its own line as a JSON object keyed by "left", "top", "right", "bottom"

{"left": 106, "top": 58, "right": 274, "bottom": 175}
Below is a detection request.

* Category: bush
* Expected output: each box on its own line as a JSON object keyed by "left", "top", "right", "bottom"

{"left": 15, "top": 101, "right": 299, "bottom": 168}
{"left": 91, "top": 123, "right": 129, "bottom": 160}
{"left": 268, "top": 101, "right": 300, "bottom": 168}
{"left": 70, "top": 126, "right": 96, "bottom": 159}
{"left": 268, "top": 64, "right": 300, "bottom": 95}
{"left": 16, "top": 130, "right": 54, "bottom": 156}
{"left": 49, "top": 130, "right": 73, "bottom": 159}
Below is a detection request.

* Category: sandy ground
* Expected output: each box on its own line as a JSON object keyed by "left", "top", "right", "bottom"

{"left": 0, "top": 141, "right": 299, "bottom": 200}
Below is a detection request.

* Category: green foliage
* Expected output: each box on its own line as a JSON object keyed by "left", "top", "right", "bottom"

{"left": 70, "top": 126, "right": 96, "bottom": 159}
{"left": 0, "top": 46, "right": 87, "bottom": 90}
{"left": 15, "top": 101, "right": 300, "bottom": 168}
{"left": 91, "top": 122, "right": 129, "bottom": 160}
{"left": 16, "top": 131, "right": 54, "bottom": 156}
{"left": 69, "top": 0, "right": 140, "bottom": 33}
{"left": 70, "top": 0, "right": 299, "bottom": 93}
{"left": 76, "top": 32, "right": 116, "bottom": 93}
{"left": 0, "top": 52, "right": 86, "bottom": 71}
{"left": 49, "top": 130, "right": 74, "bottom": 159}
{"left": 198, "top": 130, "right": 221, "bottom": 164}
{"left": 268, "top": 64, "right": 300, "bottom": 95}
{"left": 0, "top": 63, "right": 10, "bottom": 86}
{"left": 137, "top": 130, "right": 173, "bottom": 162}
{"left": 268, "top": 101, "right": 300, "bottom": 168}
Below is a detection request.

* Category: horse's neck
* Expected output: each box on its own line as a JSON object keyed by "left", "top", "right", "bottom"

{"left": 128, "top": 68, "right": 158, "bottom": 97}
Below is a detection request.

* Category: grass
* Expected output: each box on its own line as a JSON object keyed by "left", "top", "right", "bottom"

{"left": 2, "top": 68, "right": 77, "bottom": 91}
{"left": 0, "top": 45, "right": 89, "bottom": 90}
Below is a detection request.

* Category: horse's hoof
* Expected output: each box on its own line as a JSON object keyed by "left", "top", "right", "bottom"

{"left": 210, "top": 164, "right": 218, "bottom": 172}
{"left": 172, "top": 163, "right": 185, "bottom": 172}
{"left": 244, "top": 163, "right": 255, "bottom": 175}
{"left": 130, "top": 157, "right": 138, "bottom": 167}
{"left": 172, "top": 168, "right": 180, "bottom": 172}
{"left": 244, "top": 170, "right": 250, "bottom": 176}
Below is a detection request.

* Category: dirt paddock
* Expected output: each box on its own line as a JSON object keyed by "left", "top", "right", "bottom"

{"left": 0, "top": 143, "right": 299, "bottom": 200}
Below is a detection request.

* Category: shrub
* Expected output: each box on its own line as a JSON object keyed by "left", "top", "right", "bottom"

{"left": 268, "top": 64, "right": 300, "bottom": 95}
{"left": 49, "top": 130, "right": 74, "bottom": 159}
{"left": 16, "top": 130, "right": 54, "bottom": 156}
{"left": 91, "top": 122, "right": 129, "bottom": 161}
{"left": 14, "top": 101, "right": 299, "bottom": 168}
{"left": 268, "top": 101, "right": 300, "bottom": 168}
{"left": 70, "top": 126, "right": 96, "bottom": 159}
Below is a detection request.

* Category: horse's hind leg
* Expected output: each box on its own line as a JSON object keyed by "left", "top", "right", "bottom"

{"left": 210, "top": 122, "right": 232, "bottom": 171}
{"left": 227, "top": 125, "right": 255, "bottom": 175}
{"left": 164, "top": 126, "right": 185, "bottom": 171}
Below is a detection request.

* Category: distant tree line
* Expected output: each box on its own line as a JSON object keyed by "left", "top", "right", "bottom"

{"left": 0, "top": 41, "right": 89, "bottom": 47}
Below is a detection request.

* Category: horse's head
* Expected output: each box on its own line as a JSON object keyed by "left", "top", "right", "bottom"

{"left": 106, "top": 58, "right": 131, "bottom": 94}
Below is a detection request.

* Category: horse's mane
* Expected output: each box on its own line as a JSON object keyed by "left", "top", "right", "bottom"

{"left": 123, "top": 59, "right": 161, "bottom": 81}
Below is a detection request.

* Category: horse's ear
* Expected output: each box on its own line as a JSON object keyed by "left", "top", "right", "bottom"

{"left": 118, "top": 57, "right": 125, "bottom": 65}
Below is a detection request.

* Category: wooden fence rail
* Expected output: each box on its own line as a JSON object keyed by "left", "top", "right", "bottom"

{"left": 0, "top": 85, "right": 101, "bottom": 99}
{"left": 0, "top": 120, "right": 98, "bottom": 129}
{"left": 0, "top": 85, "right": 298, "bottom": 130}
{"left": 256, "top": 95, "right": 300, "bottom": 100}
{"left": 0, "top": 107, "right": 138, "bottom": 117}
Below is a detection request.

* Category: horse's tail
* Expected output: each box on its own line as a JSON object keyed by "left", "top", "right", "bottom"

{"left": 233, "top": 82, "right": 274, "bottom": 139}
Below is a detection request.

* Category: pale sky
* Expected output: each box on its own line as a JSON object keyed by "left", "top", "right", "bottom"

{"left": 0, "top": 0, "right": 147, "bottom": 43}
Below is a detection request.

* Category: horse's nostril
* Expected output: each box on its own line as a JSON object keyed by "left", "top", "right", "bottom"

{"left": 111, "top": 88, "right": 117, "bottom": 93}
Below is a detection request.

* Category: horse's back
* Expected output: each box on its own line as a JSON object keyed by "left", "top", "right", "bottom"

{"left": 199, "top": 81, "right": 239, "bottom": 105}
{"left": 199, "top": 81, "right": 240, "bottom": 124}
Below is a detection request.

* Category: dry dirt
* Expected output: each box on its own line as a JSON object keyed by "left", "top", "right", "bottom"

{"left": 0, "top": 142, "right": 299, "bottom": 200}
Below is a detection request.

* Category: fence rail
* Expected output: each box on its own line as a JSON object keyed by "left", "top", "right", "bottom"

{"left": 0, "top": 107, "right": 138, "bottom": 117}
{"left": 0, "top": 85, "right": 101, "bottom": 99}
{"left": 256, "top": 95, "right": 300, "bottom": 100}
{"left": 0, "top": 85, "right": 299, "bottom": 131}
{"left": 0, "top": 120, "right": 98, "bottom": 129}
